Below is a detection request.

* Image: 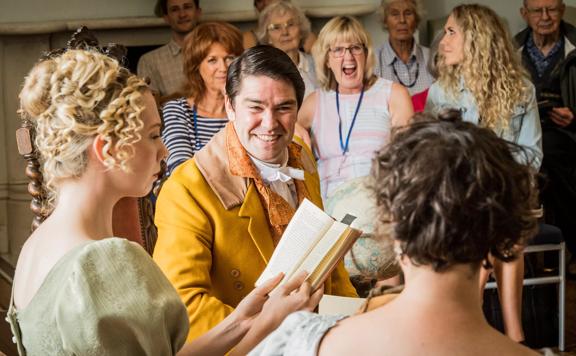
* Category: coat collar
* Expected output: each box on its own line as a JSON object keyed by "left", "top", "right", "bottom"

{"left": 194, "top": 123, "right": 316, "bottom": 210}
{"left": 195, "top": 123, "right": 317, "bottom": 263}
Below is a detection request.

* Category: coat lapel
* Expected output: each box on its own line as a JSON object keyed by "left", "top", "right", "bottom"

{"left": 238, "top": 183, "right": 275, "bottom": 264}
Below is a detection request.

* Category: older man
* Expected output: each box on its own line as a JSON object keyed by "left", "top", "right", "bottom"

{"left": 153, "top": 46, "right": 357, "bottom": 342}
{"left": 516, "top": 0, "right": 576, "bottom": 276}
{"left": 137, "top": 0, "right": 201, "bottom": 98}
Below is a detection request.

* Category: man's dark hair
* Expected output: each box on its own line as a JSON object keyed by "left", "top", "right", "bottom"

{"left": 155, "top": 0, "right": 200, "bottom": 17}
{"left": 225, "top": 45, "right": 305, "bottom": 109}
{"left": 371, "top": 111, "right": 539, "bottom": 271}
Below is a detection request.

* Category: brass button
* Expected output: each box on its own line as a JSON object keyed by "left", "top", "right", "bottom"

{"left": 230, "top": 269, "right": 241, "bottom": 278}
{"left": 233, "top": 281, "right": 244, "bottom": 291}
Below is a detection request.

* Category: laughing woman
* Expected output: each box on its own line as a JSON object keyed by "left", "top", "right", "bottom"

{"left": 298, "top": 16, "right": 413, "bottom": 290}
{"left": 425, "top": 4, "right": 543, "bottom": 343}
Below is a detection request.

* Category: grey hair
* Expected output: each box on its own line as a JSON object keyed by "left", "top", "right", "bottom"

{"left": 255, "top": 0, "right": 311, "bottom": 47}
{"left": 378, "top": 0, "right": 424, "bottom": 29}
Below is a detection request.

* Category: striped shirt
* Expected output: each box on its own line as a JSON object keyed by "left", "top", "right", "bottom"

{"left": 311, "top": 78, "right": 393, "bottom": 198}
{"left": 162, "top": 97, "right": 228, "bottom": 173}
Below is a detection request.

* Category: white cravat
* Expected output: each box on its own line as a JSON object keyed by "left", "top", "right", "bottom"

{"left": 250, "top": 152, "right": 304, "bottom": 209}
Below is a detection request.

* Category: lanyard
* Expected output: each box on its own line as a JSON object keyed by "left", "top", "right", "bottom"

{"left": 392, "top": 60, "right": 419, "bottom": 88}
{"left": 336, "top": 86, "right": 365, "bottom": 155}
{"left": 192, "top": 105, "right": 201, "bottom": 152}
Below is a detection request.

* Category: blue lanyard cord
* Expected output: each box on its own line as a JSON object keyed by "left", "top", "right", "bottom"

{"left": 192, "top": 105, "right": 200, "bottom": 152}
{"left": 336, "top": 86, "right": 365, "bottom": 155}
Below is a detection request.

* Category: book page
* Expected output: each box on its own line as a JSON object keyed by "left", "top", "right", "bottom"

{"left": 255, "top": 199, "right": 335, "bottom": 286}
{"left": 291, "top": 221, "right": 348, "bottom": 280}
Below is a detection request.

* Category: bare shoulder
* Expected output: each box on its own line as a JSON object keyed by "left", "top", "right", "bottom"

{"left": 298, "top": 91, "right": 318, "bottom": 129}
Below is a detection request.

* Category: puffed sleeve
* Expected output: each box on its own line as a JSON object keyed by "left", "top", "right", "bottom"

{"left": 55, "top": 238, "right": 189, "bottom": 356}
{"left": 249, "top": 311, "right": 346, "bottom": 356}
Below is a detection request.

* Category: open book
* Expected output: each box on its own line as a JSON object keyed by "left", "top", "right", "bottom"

{"left": 256, "top": 199, "right": 362, "bottom": 291}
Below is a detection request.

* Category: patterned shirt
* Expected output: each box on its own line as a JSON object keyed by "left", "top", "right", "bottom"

{"left": 162, "top": 98, "right": 227, "bottom": 173}
{"left": 137, "top": 39, "right": 185, "bottom": 98}
{"left": 375, "top": 40, "right": 435, "bottom": 96}
{"left": 526, "top": 34, "right": 564, "bottom": 77}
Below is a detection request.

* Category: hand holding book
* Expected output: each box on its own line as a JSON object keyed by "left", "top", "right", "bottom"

{"left": 256, "top": 199, "right": 362, "bottom": 291}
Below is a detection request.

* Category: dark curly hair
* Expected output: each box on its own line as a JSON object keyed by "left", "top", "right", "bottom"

{"left": 371, "top": 111, "right": 540, "bottom": 271}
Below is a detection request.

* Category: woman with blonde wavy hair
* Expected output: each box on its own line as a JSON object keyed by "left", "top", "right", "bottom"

{"left": 425, "top": 4, "right": 543, "bottom": 344}
{"left": 9, "top": 48, "right": 320, "bottom": 355}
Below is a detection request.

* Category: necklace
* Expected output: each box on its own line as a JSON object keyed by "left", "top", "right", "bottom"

{"left": 336, "top": 85, "right": 365, "bottom": 155}
{"left": 392, "top": 60, "right": 419, "bottom": 88}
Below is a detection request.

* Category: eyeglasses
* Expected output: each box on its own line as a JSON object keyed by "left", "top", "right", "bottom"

{"left": 525, "top": 6, "right": 561, "bottom": 18}
{"left": 267, "top": 21, "right": 298, "bottom": 32}
{"left": 329, "top": 44, "right": 365, "bottom": 58}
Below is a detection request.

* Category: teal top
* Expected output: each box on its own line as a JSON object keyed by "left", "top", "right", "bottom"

{"left": 425, "top": 79, "right": 543, "bottom": 170}
{"left": 7, "top": 238, "right": 189, "bottom": 355}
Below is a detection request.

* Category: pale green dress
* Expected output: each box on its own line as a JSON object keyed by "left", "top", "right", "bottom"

{"left": 6, "top": 238, "right": 189, "bottom": 355}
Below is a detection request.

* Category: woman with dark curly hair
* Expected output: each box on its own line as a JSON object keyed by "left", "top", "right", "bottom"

{"left": 249, "top": 112, "right": 543, "bottom": 356}
{"left": 425, "top": 4, "right": 543, "bottom": 343}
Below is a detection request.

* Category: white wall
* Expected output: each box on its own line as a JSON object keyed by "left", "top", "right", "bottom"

{"left": 3, "top": 0, "right": 576, "bottom": 47}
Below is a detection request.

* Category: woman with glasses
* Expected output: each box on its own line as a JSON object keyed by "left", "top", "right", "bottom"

{"left": 162, "top": 22, "right": 242, "bottom": 174}
{"left": 255, "top": 0, "right": 317, "bottom": 98}
{"left": 243, "top": 0, "right": 317, "bottom": 53}
{"left": 375, "top": 0, "right": 434, "bottom": 111}
{"left": 298, "top": 16, "right": 413, "bottom": 292}
{"left": 425, "top": 4, "right": 543, "bottom": 344}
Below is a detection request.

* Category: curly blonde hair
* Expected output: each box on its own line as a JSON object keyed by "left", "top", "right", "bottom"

{"left": 312, "top": 16, "right": 377, "bottom": 91}
{"left": 19, "top": 49, "right": 148, "bottom": 213}
{"left": 437, "top": 4, "right": 529, "bottom": 132}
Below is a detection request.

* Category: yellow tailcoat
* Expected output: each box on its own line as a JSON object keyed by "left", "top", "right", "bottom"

{"left": 153, "top": 127, "right": 357, "bottom": 342}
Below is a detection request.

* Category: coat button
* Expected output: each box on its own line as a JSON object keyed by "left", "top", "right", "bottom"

{"left": 230, "top": 269, "right": 241, "bottom": 278}
{"left": 233, "top": 281, "right": 244, "bottom": 291}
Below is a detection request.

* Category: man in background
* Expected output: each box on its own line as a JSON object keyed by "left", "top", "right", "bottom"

{"left": 516, "top": 0, "right": 576, "bottom": 276}
{"left": 138, "top": 0, "right": 201, "bottom": 98}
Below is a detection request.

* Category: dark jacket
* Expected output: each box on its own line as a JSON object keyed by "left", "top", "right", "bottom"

{"left": 515, "top": 21, "right": 576, "bottom": 134}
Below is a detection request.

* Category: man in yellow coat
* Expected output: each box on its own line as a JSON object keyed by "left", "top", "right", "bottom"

{"left": 153, "top": 46, "right": 357, "bottom": 342}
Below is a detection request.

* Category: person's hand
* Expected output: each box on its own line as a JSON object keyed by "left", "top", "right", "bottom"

{"left": 256, "top": 271, "right": 324, "bottom": 332}
{"left": 227, "top": 272, "right": 324, "bottom": 356}
{"left": 231, "top": 272, "right": 284, "bottom": 329}
{"left": 549, "top": 107, "right": 574, "bottom": 127}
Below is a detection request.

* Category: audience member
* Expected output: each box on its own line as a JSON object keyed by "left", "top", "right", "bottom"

{"left": 298, "top": 15, "right": 412, "bottom": 290}
{"left": 425, "top": 4, "right": 542, "bottom": 343}
{"left": 516, "top": 0, "right": 576, "bottom": 277}
{"left": 162, "top": 22, "right": 243, "bottom": 174}
{"left": 250, "top": 112, "right": 543, "bottom": 356}
{"left": 256, "top": 0, "right": 318, "bottom": 98}
{"left": 153, "top": 45, "right": 357, "bottom": 342}
{"left": 10, "top": 48, "right": 320, "bottom": 355}
{"left": 375, "top": 0, "right": 435, "bottom": 110}
{"left": 137, "top": 0, "right": 201, "bottom": 98}
{"left": 243, "top": 0, "right": 317, "bottom": 53}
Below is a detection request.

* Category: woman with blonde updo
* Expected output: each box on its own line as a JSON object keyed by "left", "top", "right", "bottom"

{"left": 425, "top": 4, "right": 542, "bottom": 343}
{"left": 9, "top": 49, "right": 320, "bottom": 355}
